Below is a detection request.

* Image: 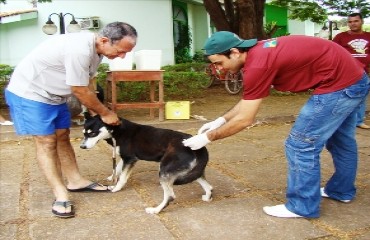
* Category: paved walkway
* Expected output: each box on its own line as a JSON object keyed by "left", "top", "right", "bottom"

{"left": 0, "top": 102, "right": 369, "bottom": 240}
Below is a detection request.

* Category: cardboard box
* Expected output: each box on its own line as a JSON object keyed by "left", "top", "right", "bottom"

{"left": 165, "top": 101, "right": 190, "bottom": 119}
{"left": 135, "top": 50, "right": 162, "bottom": 70}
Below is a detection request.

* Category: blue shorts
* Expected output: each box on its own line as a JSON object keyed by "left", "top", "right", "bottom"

{"left": 5, "top": 89, "right": 71, "bottom": 136}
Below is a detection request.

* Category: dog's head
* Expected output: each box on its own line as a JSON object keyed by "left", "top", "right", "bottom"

{"left": 80, "top": 112, "right": 112, "bottom": 149}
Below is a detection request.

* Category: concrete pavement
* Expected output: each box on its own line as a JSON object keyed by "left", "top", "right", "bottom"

{"left": 0, "top": 105, "right": 369, "bottom": 239}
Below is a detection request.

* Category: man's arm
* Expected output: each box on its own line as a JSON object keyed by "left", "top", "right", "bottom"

{"left": 71, "top": 86, "right": 120, "bottom": 125}
{"left": 207, "top": 98, "right": 263, "bottom": 141}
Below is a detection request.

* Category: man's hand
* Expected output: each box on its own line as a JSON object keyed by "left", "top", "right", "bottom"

{"left": 101, "top": 111, "right": 121, "bottom": 126}
{"left": 182, "top": 133, "right": 211, "bottom": 150}
{"left": 198, "top": 117, "right": 226, "bottom": 135}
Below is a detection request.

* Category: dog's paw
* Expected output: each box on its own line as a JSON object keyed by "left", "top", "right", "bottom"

{"left": 145, "top": 207, "right": 161, "bottom": 214}
{"left": 106, "top": 175, "right": 113, "bottom": 181}
{"left": 108, "top": 185, "right": 121, "bottom": 192}
{"left": 202, "top": 195, "right": 212, "bottom": 202}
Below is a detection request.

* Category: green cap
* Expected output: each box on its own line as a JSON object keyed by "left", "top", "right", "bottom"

{"left": 203, "top": 31, "right": 257, "bottom": 56}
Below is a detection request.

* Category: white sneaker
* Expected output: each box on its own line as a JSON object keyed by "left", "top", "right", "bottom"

{"left": 320, "top": 188, "right": 351, "bottom": 203}
{"left": 0, "top": 120, "right": 13, "bottom": 126}
{"left": 263, "top": 204, "right": 303, "bottom": 218}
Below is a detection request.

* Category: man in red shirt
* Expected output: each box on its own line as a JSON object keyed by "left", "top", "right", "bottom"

{"left": 183, "top": 31, "right": 369, "bottom": 218}
{"left": 333, "top": 13, "right": 370, "bottom": 129}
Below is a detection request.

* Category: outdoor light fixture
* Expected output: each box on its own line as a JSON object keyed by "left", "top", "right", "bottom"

{"left": 42, "top": 12, "right": 81, "bottom": 35}
{"left": 318, "top": 20, "right": 340, "bottom": 40}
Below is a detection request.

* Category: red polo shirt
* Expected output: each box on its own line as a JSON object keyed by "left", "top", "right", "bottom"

{"left": 242, "top": 35, "right": 364, "bottom": 100}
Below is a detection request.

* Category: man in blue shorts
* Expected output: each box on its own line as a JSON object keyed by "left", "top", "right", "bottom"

{"left": 5, "top": 22, "right": 137, "bottom": 218}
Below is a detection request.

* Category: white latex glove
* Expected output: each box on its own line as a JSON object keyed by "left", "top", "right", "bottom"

{"left": 198, "top": 117, "right": 226, "bottom": 135}
{"left": 182, "top": 133, "right": 211, "bottom": 150}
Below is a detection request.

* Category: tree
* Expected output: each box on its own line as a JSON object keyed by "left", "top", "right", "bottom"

{"left": 203, "top": 0, "right": 267, "bottom": 40}
{"left": 203, "top": 0, "right": 370, "bottom": 41}
{"left": 271, "top": 0, "right": 370, "bottom": 23}
{"left": 323, "top": 0, "right": 370, "bottom": 18}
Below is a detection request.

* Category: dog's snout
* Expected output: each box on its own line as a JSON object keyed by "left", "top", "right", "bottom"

{"left": 80, "top": 138, "right": 88, "bottom": 149}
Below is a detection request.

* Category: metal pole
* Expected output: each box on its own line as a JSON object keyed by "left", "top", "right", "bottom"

{"left": 59, "top": 12, "right": 65, "bottom": 34}
{"left": 329, "top": 21, "right": 333, "bottom": 40}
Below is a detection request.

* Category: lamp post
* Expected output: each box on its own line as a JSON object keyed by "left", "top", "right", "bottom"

{"left": 42, "top": 12, "right": 81, "bottom": 35}
{"left": 319, "top": 20, "right": 340, "bottom": 40}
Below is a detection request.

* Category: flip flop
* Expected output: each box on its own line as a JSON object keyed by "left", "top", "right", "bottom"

{"left": 52, "top": 200, "right": 75, "bottom": 218}
{"left": 67, "top": 182, "right": 109, "bottom": 192}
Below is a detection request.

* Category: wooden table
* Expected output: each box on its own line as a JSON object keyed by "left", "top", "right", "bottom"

{"left": 105, "top": 70, "right": 165, "bottom": 121}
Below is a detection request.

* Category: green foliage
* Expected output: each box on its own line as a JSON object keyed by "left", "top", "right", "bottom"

{"left": 192, "top": 51, "right": 208, "bottom": 63}
{"left": 0, "top": 64, "right": 14, "bottom": 108}
{"left": 323, "top": 0, "right": 370, "bottom": 17}
{"left": 0, "top": 64, "right": 14, "bottom": 81}
{"left": 163, "top": 71, "right": 208, "bottom": 99}
{"left": 161, "top": 62, "right": 207, "bottom": 72}
{"left": 175, "top": 48, "right": 193, "bottom": 64}
{"left": 271, "top": 0, "right": 328, "bottom": 23}
{"left": 174, "top": 21, "right": 193, "bottom": 64}
{"left": 95, "top": 63, "right": 110, "bottom": 90}
{"left": 271, "top": 0, "right": 370, "bottom": 23}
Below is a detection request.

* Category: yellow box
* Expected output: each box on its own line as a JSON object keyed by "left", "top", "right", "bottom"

{"left": 165, "top": 101, "right": 190, "bottom": 119}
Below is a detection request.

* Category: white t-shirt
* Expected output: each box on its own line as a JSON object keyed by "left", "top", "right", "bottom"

{"left": 7, "top": 32, "right": 103, "bottom": 104}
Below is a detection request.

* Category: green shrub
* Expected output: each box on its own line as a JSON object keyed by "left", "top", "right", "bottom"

{"left": 0, "top": 64, "right": 14, "bottom": 81}
{"left": 0, "top": 64, "right": 15, "bottom": 108}
{"left": 161, "top": 62, "right": 207, "bottom": 72}
{"left": 192, "top": 51, "right": 208, "bottom": 63}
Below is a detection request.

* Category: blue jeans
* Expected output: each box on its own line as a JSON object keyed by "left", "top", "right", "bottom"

{"left": 284, "top": 73, "right": 370, "bottom": 218}
{"left": 356, "top": 93, "right": 368, "bottom": 125}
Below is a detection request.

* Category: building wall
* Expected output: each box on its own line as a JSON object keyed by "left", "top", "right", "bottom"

{"left": 0, "top": 0, "right": 175, "bottom": 66}
{"left": 189, "top": 4, "right": 209, "bottom": 54}
{"left": 265, "top": 4, "right": 288, "bottom": 37}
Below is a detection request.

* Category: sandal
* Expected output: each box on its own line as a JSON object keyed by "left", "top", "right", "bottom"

{"left": 67, "top": 182, "right": 109, "bottom": 192}
{"left": 52, "top": 200, "right": 75, "bottom": 218}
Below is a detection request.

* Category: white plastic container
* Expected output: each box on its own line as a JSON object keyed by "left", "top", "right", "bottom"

{"left": 109, "top": 52, "right": 133, "bottom": 70}
{"left": 134, "top": 50, "right": 162, "bottom": 70}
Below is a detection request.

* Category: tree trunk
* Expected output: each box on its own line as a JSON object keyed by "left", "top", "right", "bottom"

{"left": 203, "top": 0, "right": 232, "bottom": 31}
{"left": 203, "top": 0, "right": 267, "bottom": 39}
{"left": 236, "top": 0, "right": 256, "bottom": 38}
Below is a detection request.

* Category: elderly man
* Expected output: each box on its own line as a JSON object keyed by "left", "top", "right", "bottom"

{"left": 5, "top": 22, "right": 137, "bottom": 218}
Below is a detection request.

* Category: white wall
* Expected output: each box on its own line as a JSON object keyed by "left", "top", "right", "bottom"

{"left": 189, "top": 4, "right": 209, "bottom": 53}
{"left": 0, "top": 0, "right": 175, "bottom": 66}
{"left": 288, "top": 19, "right": 318, "bottom": 36}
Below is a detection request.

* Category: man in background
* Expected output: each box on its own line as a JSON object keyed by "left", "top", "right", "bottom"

{"left": 333, "top": 13, "right": 370, "bottom": 129}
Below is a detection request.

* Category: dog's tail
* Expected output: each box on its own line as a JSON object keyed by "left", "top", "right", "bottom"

{"left": 174, "top": 147, "right": 209, "bottom": 185}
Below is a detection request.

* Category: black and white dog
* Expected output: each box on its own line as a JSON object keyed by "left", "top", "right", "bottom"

{"left": 80, "top": 113, "right": 213, "bottom": 214}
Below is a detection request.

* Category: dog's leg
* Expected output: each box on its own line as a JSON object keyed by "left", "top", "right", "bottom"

{"left": 107, "top": 159, "right": 123, "bottom": 181}
{"left": 196, "top": 177, "right": 213, "bottom": 201}
{"left": 107, "top": 146, "right": 122, "bottom": 181}
{"left": 109, "top": 163, "right": 134, "bottom": 192}
{"left": 145, "top": 180, "right": 175, "bottom": 214}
